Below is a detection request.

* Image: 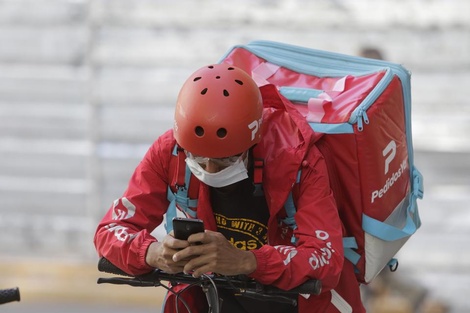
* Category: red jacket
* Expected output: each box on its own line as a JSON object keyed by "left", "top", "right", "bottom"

{"left": 94, "top": 85, "right": 365, "bottom": 312}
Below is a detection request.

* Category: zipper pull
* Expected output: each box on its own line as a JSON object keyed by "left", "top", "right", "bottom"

{"left": 357, "top": 109, "right": 369, "bottom": 132}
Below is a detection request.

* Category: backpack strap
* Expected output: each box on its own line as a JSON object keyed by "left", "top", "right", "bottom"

{"left": 315, "top": 138, "right": 362, "bottom": 272}
{"left": 281, "top": 170, "right": 363, "bottom": 268}
{"left": 253, "top": 158, "right": 264, "bottom": 196}
{"left": 280, "top": 170, "right": 302, "bottom": 244}
{"left": 343, "top": 237, "right": 360, "bottom": 267}
{"left": 165, "top": 144, "right": 199, "bottom": 233}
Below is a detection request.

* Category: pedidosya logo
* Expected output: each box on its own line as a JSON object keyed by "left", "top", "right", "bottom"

{"left": 371, "top": 140, "right": 408, "bottom": 203}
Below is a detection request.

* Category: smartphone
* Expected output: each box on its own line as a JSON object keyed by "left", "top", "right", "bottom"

{"left": 172, "top": 217, "right": 205, "bottom": 241}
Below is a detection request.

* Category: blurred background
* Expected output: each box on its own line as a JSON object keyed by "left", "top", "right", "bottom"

{"left": 0, "top": 0, "right": 469, "bottom": 312}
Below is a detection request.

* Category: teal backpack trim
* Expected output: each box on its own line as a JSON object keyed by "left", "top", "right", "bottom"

{"left": 343, "top": 237, "right": 360, "bottom": 266}
{"left": 279, "top": 86, "right": 324, "bottom": 102}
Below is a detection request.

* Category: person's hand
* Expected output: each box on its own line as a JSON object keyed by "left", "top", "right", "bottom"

{"left": 145, "top": 232, "right": 192, "bottom": 273}
{"left": 172, "top": 230, "right": 257, "bottom": 278}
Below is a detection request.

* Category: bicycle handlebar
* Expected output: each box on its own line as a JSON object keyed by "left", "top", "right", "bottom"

{"left": 97, "top": 257, "right": 322, "bottom": 296}
{"left": 0, "top": 287, "right": 20, "bottom": 305}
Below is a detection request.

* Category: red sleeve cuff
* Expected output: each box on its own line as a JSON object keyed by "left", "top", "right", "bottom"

{"left": 247, "top": 249, "right": 268, "bottom": 281}
{"left": 138, "top": 238, "right": 157, "bottom": 272}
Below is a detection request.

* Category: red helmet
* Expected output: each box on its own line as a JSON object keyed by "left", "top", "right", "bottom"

{"left": 174, "top": 64, "right": 263, "bottom": 158}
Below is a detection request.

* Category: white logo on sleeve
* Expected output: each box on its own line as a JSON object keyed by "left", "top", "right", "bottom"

{"left": 274, "top": 245, "right": 298, "bottom": 265}
{"left": 315, "top": 230, "right": 330, "bottom": 240}
{"left": 105, "top": 223, "right": 137, "bottom": 243}
{"left": 112, "top": 197, "right": 136, "bottom": 220}
{"left": 309, "top": 242, "right": 336, "bottom": 270}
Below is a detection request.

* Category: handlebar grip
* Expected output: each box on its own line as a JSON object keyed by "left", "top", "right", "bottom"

{"left": 264, "top": 279, "right": 322, "bottom": 296}
{"left": 97, "top": 257, "right": 132, "bottom": 277}
{"left": 0, "top": 287, "right": 20, "bottom": 305}
{"left": 288, "top": 279, "right": 322, "bottom": 295}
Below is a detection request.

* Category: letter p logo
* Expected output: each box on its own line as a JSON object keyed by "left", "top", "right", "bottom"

{"left": 248, "top": 120, "right": 260, "bottom": 141}
{"left": 383, "top": 140, "right": 396, "bottom": 174}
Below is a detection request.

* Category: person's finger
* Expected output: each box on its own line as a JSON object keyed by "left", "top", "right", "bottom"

{"left": 172, "top": 244, "right": 202, "bottom": 262}
{"left": 183, "top": 255, "right": 212, "bottom": 277}
{"left": 187, "top": 231, "right": 209, "bottom": 245}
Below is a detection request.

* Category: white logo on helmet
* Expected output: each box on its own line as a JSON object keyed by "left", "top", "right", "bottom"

{"left": 248, "top": 118, "right": 262, "bottom": 141}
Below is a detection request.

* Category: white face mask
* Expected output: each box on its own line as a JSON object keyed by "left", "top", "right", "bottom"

{"left": 185, "top": 154, "right": 249, "bottom": 188}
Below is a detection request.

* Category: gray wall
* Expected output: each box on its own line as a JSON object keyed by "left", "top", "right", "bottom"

{"left": 1, "top": 0, "right": 469, "bottom": 310}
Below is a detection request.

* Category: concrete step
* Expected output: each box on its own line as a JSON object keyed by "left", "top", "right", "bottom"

{"left": 0, "top": 259, "right": 165, "bottom": 306}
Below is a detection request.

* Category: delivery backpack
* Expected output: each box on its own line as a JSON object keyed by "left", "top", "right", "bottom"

{"left": 166, "top": 40, "right": 424, "bottom": 285}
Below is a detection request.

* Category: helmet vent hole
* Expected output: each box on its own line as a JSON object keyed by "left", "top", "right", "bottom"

{"left": 195, "top": 126, "right": 204, "bottom": 137}
{"left": 223, "top": 89, "right": 229, "bottom": 97}
{"left": 235, "top": 79, "right": 243, "bottom": 85}
{"left": 193, "top": 77, "right": 202, "bottom": 82}
{"left": 216, "top": 76, "right": 221, "bottom": 79}
{"left": 201, "top": 88, "right": 208, "bottom": 95}
{"left": 208, "top": 65, "right": 214, "bottom": 69}
{"left": 217, "top": 128, "right": 227, "bottom": 138}
{"left": 227, "top": 67, "right": 235, "bottom": 71}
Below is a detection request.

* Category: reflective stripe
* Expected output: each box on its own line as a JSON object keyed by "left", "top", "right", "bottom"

{"left": 331, "top": 290, "right": 352, "bottom": 313}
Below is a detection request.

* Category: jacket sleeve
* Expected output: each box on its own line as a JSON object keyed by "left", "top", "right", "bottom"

{"left": 248, "top": 145, "right": 344, "bottom": 292}
{"left": 93, "top": 131, "right": 174, "bottom": 275}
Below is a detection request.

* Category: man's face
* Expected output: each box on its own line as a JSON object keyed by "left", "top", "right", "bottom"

{"left": 186, "top": 151, "right": 246, "bottom": 173}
